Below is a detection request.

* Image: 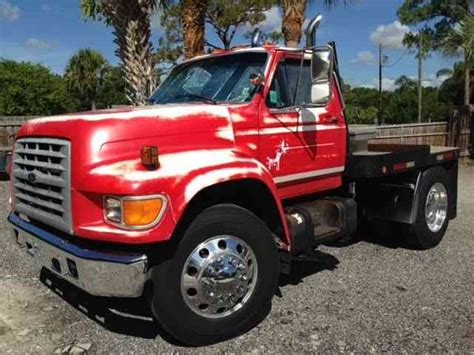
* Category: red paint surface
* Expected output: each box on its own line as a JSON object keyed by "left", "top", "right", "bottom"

{"left": 15, "top": 47, "right": 348, "bottom": 249}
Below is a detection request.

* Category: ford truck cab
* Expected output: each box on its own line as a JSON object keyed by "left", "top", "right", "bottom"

{"left": 8, "top": 16, "right": 459, "bottom": 345}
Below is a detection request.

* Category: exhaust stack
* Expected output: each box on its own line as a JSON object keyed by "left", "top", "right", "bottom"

{"left": 305, "top": 14, "right": 323, "bottom": 48}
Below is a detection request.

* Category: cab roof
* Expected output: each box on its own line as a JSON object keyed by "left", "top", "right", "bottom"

{"left": 182, "top": 45, "right": 309, "bottom": 64}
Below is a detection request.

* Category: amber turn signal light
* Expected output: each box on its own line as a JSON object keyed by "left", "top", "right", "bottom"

{"left": 123, "top": 198, "right": 164, "bottom": 227}
{"left": 141, "top": 146, "right": 159, "bottom": 169}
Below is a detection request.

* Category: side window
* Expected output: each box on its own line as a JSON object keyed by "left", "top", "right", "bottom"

{"left": 267, "top": 58, "right": 312, "bottom": 109}
{"left": 267, "top": 67, "right": 287, "bottom": 108}
{"left": 286, "top": 59, "right": 312, "bottom": 106}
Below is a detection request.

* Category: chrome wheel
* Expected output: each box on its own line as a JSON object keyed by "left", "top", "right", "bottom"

{"left": 180, "top": 235, "right": 258, "bottom": 319}
{"left": 425, "top": 182, "right": 448, "bottom": 233}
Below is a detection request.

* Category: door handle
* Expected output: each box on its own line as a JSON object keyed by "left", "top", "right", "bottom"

{"left": 321, "top": 116, "right": 339, "bottom": 124}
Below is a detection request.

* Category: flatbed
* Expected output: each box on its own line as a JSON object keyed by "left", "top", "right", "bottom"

{"left": 346, "top": 143, "right": 459, "bottom": 178}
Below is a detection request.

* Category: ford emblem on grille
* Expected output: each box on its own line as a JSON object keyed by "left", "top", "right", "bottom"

{"left": 27, "top": 172, "right": 38, "bottom": 184}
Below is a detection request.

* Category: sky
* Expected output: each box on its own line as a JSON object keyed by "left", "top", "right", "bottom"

{"left": 0, "top": 0, "right": 458, "bottom": 91}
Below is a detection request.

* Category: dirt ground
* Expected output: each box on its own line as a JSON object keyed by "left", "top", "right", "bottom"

{"left": 0, "top": 167, "right": 473, "bottom": 354}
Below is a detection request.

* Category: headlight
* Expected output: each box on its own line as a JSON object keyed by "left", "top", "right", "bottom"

{"left": 104, "top": 197, "right": 122, "bottom": 223}
{"left": 104, "top": 195, "right": 167, "bottom": 229}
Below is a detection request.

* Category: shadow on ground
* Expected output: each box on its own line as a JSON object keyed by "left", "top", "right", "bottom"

{"left": 361, "top": 232, "right": 419, "bottom": 250}
{"left": 279, "top": 250, "right": 340, "bottom": 287}
{"left": 39, "top": 268, "right": 176, "bottom": 342}
{"left": 355, "top": 220, "right": 421, "bottom": 250}
{"left": 39, "top": 268, "right": 271, "bottom": 346}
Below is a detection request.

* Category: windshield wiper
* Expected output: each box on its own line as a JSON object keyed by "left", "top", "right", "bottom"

{"left": 175, "top": 94, "right": 217, "bottom": 105}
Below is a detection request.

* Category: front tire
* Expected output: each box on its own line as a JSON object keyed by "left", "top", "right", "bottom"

{"left": 151, "top": 204, "right": 280, "bottom": 346}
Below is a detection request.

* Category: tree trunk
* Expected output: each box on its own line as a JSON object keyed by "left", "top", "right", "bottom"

{"left": 101, "top": 0, "right": 156, "bottom": 106}
{"left": 281, "top": 0, "right": 307, "bottom": 48}
{"left": 182, "top": 0, "right": 206, "bottom": 59}
{"left": 91, "top": 99, "right": 96, "bottom": 111}
{"left": 418, "top": 34, "right": 423, "bottom": 123}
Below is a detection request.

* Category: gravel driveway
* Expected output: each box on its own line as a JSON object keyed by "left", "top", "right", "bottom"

{"left": 0, "top": 167, "right": 473, "bottom": 354}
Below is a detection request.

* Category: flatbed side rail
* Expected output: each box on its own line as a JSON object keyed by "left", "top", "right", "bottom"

{"left": 345, "top": 143, "right": 459, "bottom": 179}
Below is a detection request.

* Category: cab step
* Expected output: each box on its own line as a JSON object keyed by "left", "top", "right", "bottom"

{"left": 314, "top": 225, "right": 340, "bottom": 238}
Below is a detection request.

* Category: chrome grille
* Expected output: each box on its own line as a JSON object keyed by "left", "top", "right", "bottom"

{"left": 12, "top": 138, "right": 72, "bottom": 234}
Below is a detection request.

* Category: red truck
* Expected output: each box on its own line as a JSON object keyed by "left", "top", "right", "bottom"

{"left": 8, "top": 16, "right": 458, "bottom": 345}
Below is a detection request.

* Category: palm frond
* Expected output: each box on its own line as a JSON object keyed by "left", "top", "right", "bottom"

{"left": 320, "top": 0, "right": 355, "bottom": 9}
{"left": 441, "top": 10, "right": 474, "bottom": 62}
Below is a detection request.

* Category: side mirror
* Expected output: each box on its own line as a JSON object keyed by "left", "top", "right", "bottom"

{"left": 249, "top": 72, "right": 265, "bottom": 93}
{"left": 310, "top": 46, "right": 334, "bottom": 105}
{"left": 250, "top": 72, "right": 264, "bottom": 86}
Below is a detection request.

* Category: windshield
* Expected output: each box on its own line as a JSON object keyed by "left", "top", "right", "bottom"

{"left": 149, "top": 52, "right": 267, "bottom": 105}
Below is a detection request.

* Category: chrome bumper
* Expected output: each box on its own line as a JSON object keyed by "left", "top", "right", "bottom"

{"left": 8, "top": 214, "right": 148, "bottom": 298}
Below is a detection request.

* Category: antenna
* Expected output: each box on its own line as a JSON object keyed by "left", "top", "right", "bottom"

{"left": 305, "top": 14, "right": 323, "bottom": 48}
{"left": 251, "top": 28, "right": 262, "bottom": 47}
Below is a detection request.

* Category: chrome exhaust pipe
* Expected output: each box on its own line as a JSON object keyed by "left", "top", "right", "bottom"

{"left": 305, "top": 14, "right": 323, "bottom": 48}
{"left": 251, "top": 28, "right": 262, "bottom": 47}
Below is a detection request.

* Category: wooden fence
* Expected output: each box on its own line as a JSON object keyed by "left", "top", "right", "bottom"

{"left": 0, "top": 117, "right": 29, "bottom": 153}
{"left": 371, "top": 109, "right": 472, "bottom": 158}
{"left": 372, "top": 122, "right": 449, "bottom": 146}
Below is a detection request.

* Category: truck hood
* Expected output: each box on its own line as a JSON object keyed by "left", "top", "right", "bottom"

{"left": 18, "top": 104, "right": 234, "bottom": 144}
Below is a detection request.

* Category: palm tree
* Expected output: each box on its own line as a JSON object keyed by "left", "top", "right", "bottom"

{"left": 441, "top": 10, "right": 473, "bottom": 107}
{"left": 81, "top": 0, "right": 166, "bottom": 105}
{"left": 65, "top": 49, "right": 108, "bottom": 110}
{"left": 81, "top": 0, "right": 207, "bottom": 104}
{"left": 281, "top": 0, "right": 349, "bottom": 48}
{"left": 395, "top": 75, "right": 417, "bottom": 90}
{"left": 182, "top": 0, "right": 207, "bottom": 59}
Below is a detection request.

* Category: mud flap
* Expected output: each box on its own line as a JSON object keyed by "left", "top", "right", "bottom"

{"left": 364, "top": 161, "right": 458, "bottom": 225}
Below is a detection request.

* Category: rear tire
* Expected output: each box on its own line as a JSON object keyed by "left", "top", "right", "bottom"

{"left": 151, "top": 204, "right": 279, "bottom": 346}
{"left": 409, "top": 167, "right": 450, "bottom": 249}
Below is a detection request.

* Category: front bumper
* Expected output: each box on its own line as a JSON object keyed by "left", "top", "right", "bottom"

{"left": 8, "top": 214, "right": 148, "bottom": 298}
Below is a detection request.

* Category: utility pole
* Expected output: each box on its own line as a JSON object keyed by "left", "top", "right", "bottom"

{"left": 378, "top": 44, "right": 388, "bottom": 125}
{"left": 378, "top": 44, "right": 383, "bottom": 126}
{"left": 418, "top": 31, "right": 423, "bottom": 123}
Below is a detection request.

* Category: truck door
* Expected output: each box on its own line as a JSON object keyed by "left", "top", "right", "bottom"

{"left": 258, "top": 51, "right": 347, "bottom": 199}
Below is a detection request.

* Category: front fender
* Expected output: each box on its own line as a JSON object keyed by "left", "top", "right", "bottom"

{"left": 78, "top": 149, "right": 289, "bottom": 245}
{"left": 175, "top": 154, "right": 290, "bottom": 240}
{"left": 168, "top": 150, "right": 290, "bottom": 246}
